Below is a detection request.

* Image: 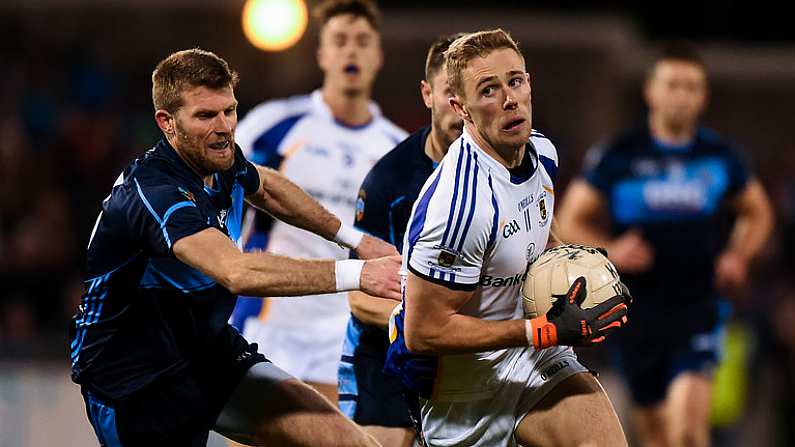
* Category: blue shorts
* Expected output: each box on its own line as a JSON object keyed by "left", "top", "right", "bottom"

{"left": 81, "top": 345, "right": 267, "bottom": 446}
{"left": 338, "top": 316, "right": 413, "bottom": 428}
{"left": 612, "top": 301, "right": 729, "bottom": 406}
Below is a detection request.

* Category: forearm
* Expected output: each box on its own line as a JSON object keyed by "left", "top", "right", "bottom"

{"left": 726, "top": 180, "right": 774, "bottom": 260}
{"left": 726, "top": 213, "right": 772, "bottom": 261}
{"left": 406, "top": 314, "right": 527, "bottom": 354}
{"left": 348, "top": 291, "right": 395, "bottom": 329}
{"left": 250, "top": 166, "right": 341, "bottom": 241}
{"left": 229, "top": 252, "right": 337, "bottom": 297}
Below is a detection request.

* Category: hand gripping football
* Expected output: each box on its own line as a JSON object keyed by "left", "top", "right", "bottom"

{"left": 522, "top": 244, "right": 627, "bottom": 318}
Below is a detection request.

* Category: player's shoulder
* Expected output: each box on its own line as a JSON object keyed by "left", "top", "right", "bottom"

{"left": 373, "top": 114, "right": 409, "bottom": 145}
{"left": 240, "top": 94, "right": 314, "bottom": 125}
{"left": 361, "top": 128, "right": 429, "bottom": 200}
{"left": 583, "top": 126, "right": 647, "bottom": 170}
{"left": 237, "top": 94, "right": 313, "bottom": 138}
{"left": 695, "top": 127, "right": 741, "bottom": 154}
{"left": 432, "top": 137, "right": 498, "bottom": 214}
{"left": 372, "top": 127, "right": 428, "bottom": 172}
{"left": 606, "top": 126, "right": 649, "bottom": 154}
{"left": 530, "top": 129, "right": 558, "bottom": 165}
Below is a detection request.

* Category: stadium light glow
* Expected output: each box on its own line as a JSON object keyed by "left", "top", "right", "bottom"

{"left": 242, "top": 0, "right": 308, "bottom": 52}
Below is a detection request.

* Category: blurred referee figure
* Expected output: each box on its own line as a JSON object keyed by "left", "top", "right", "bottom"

{"left": 558, "top": 43, "right": 773, "bottom": 447}
{"left": 68, "top": 48, "right": 401, "bottom": 446}
{"left": 230, "top": 0, "right": 406, "bottom": 406}
{"left": 336, "top": 34, "right": 464, "bottom": 447}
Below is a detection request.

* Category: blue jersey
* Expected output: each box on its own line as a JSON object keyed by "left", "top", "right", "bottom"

{"left": 582, "top": 125, "right": 749, "bottom": 322}
{"left": 69, "top": 139, "right": 260, "bottom": 399}
{"left": 355, "top": 127, "right": 435, "bottom": 252}
{"left": 350, "top": 127, "right": 435, "bottom": 343}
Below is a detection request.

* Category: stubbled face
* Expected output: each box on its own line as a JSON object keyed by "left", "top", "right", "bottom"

{"left": 423, "top": 66, "right": 463, "bottom": 149}
{"left": 645, "top": 59, "right": 707, "bottom": 131}
{"left": 453, "top": 48, "right": 532, "bottom": 153}
{"left": 163, "top": 85, "right": 237, "bottom": 176}
{"left": 317, "top": 14, "right": 382, "bottom": 96}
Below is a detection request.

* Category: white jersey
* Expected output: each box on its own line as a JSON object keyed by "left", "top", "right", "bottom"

{"left": 401, "top": 128, "right": 559, "bottom": 401}
{"left": 236, "top": 90, "right": 407, "bottom": 329}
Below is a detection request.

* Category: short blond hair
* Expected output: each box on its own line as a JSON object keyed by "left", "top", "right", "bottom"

{"left": 445, "top": 29, "right": 523, "bottom": 98}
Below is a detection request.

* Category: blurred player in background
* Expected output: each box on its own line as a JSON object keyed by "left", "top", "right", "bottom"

{"left": 337, "top": 33, "right": 464, "bottom": 447}
{"left": 557, "top": 43, "right": 774, "bottom": 447}
{"left": 384, "top": 29, "right": 631, "bottom": 446}
{"left": 230, "top": 0, "right": 406, "bottom": 406}
{"left": 69, "top": 48, "right": 401, "bottom": 446}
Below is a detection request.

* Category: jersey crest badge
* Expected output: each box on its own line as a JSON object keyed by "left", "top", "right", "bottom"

{"left": 178, "top": 186, "right": 196, "bottom": 203}
{"left": 436, "top": 247, "right": 458, "bottom": 268}
{"left": 355, "top": 189, "right": 366, "bottom": 222}
{"left": 538, "top": 196, "right": 548, "bottom": 224}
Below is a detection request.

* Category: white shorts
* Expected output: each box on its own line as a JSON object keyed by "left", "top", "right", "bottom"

{"left": 242, "top": 317, "right": 346, "bottom": 385}
{"left": 419, "top": 347, "right": 586, "bottom": 447}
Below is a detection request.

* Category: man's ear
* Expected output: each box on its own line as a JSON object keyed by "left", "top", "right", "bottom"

{"left": 155, "top": 110, "right": 174, "bottom": 135}
{"left": 449, "top": 95, "right": 471, "bottom": 122}
{"left": 420, "top": 80, "right": 433, "bottom": 109}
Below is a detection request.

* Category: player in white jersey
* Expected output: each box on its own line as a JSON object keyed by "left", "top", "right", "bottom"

{"left": 384, "top": 30, "right": 631, "bottom": 446}
{"left": 230, "top": 0, "right": 406, "bottom": 405}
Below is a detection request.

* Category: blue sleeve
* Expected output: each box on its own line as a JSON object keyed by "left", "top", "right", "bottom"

{"left": 129, "top": 176, "right": 210, "bottom": 256}
{"left": 354, "top": 174, "right": 393, "bottom": 243}
{"left": 581, "top": 144, "right": 616, "bottom": 194}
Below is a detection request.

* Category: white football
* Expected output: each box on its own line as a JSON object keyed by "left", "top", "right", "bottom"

{"left": 522, "top": 244, "right": 625, "bottom": 318}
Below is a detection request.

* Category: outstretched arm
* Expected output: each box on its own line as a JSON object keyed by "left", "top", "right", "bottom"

{"left": 173, "top": 227, "right": 402, "bottom": 299}
{"left": 245, "top": 165, "right": 396, "bottom": 259}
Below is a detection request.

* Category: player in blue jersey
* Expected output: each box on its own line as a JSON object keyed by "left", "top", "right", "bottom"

{"left": 384, "top": 30, "right": 631, "bottom": 447}
{"left": 336, "top": 34, "right": 464, "bottom": 447}
{"left": 68, "top": 49, "right": 401, "bottom": 447}
{"left": 557, "top": 43, "right": 774, "bottom": 447}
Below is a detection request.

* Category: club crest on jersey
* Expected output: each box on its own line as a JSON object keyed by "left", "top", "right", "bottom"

{"left": 436, "top": 246, "right": 459, "bottom": 268}
{"left": 355, "top": 189, "right": 366, "bottom": 222}
{"left": 178, "top": 186, "right": 196, "bottom": 203}
{"left": 537, "top": 193, "right": 549, "bottom": 227}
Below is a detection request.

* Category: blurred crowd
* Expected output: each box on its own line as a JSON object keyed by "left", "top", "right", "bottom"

{"left": 1, "top": 19, "right": 795, "bottom": 447}
{"left": 0, "top": 49, "right": 158, "bottom": 352}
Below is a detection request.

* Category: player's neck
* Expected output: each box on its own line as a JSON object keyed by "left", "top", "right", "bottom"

{"left": 425, "top": 127, "right": 448, "bottom": 163}
{"left": 321, "top": 86, "right": 373, "bottom": 127}
{"left": 166, "top": 135, "right": 215, "bottom": 185}
{"left": 648, "top": 113, "right": 696, "bottom": 146}
{"left": 465, "top": 124, "right": 524, "bottom": 169}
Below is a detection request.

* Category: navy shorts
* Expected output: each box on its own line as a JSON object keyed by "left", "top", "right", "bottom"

{"left": 82, "top": 345, "right": 266, "bottom": 446}
{"left": 612, "top": 301, "right": 729, "bottom": 406}
{"left": 338, "top": 317, "right": 413, "bottom": 428}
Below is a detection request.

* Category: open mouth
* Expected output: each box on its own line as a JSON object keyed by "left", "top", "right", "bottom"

{"left": 344, "top": 64, "right": 360, "bottom": 75}
{"left": 502, "top": 117, "right": 525, "bottom": 132}
{"left": 209, "top": 140, "right": 230, "bottom": 151}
